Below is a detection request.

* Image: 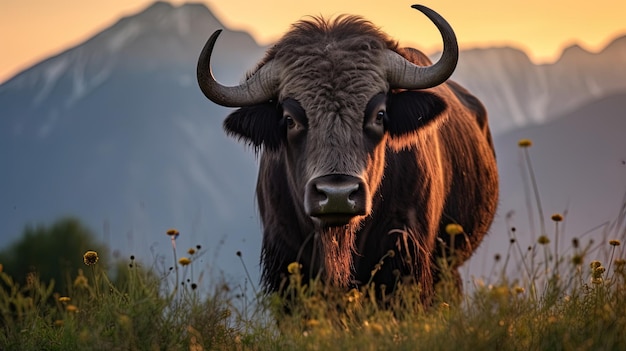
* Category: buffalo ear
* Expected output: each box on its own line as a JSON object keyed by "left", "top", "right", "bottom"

{"left": 386, "top": 91, "right": 448, "bottom": 149}
{"left": 223, "top": 102, "right": 282, "bottom": 152}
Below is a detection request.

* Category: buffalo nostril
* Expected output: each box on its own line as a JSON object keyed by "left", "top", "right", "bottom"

{"left": 315, "top": 182, "right": 360, "bottom": 211}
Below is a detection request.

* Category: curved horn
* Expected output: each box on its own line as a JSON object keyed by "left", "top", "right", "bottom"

{"left": 385, "top": 5, "right": 459, "bottom": 89}
{"left": 197, "top": 30, "right": 279, "bottom": 107}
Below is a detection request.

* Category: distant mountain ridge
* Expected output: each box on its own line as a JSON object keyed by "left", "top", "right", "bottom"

{"left": 1, "top": 2, "right": 624, "bottom": 282}
{"left": 450, "top": 33, "right": 626, "bottom": 133}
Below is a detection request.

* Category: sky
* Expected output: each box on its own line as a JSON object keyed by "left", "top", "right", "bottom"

{"left": 1, "top": 0, "right": 625, "bottom": 84}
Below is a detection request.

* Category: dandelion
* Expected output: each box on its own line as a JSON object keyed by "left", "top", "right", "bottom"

{"left": 58, "top": 296, "right": 71, "bottom": 303}
{"left": 538, "top": 235, "right": 550, "bottom": 245}
{"left": 445, "top": 223, "right": 464, "bottom": 236}
{"left": 610, "top": 239, "right": 621, "bottom": 246}
{"left": 188, "top": 248, "right": 196, "bottom": 255}
{"left": 518, "top": 139, "right": 532, "bottom": 148}
{"left": 287, "top": 262, "right": 301, "bottom": 275}
{"left": 178, "top": 257, "right": 191, "bottom": 266}
{"left": 83, "top": 251, "right": 98, "bottom": 266}
{"left": 551, "top": 213, "right": 563, "bottom": 222}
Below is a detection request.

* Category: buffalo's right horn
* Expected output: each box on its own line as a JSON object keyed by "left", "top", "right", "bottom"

{"left": 384, "top": 4, "right": 459, "bottom": 89}
{"left": 197, "top": 30, "right": 279, "bottom": 107}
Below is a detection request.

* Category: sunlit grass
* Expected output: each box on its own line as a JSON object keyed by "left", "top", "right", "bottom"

{"left": 1, "top": 139, "right": 625, "bottom": 350}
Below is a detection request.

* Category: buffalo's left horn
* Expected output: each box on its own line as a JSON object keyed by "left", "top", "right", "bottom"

{"left": 384, "top": 4, "right": 459, "bottom": 89}
{"left": 197, "top": 30, "right": 279, "bottom": 107}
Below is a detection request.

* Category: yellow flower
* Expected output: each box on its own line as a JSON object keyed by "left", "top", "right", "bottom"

{"left": 518, "top": 139, "right": 532, "bottom": 147}
{"left": 287, "top": 262, "right": 301, "bottom": 275}
{"left": 166, "top": 228, "right": 180, "bottom": 236}
{"left": 58, "top": 296, "right": 71, "bottom": 303}
{"left": 537, "top": 235, "right": 550, "bottom": 245}
{"left": 83, "top": 251, "right": 99, "bottom": 266}
{"left": 445, "top": 223, "right": 464, "bottom": 236}
{"left": 551, "top": 213, "right": 563, "bottom": 222}
{"left": 188, "top": 248, "right": 196, "bottom": 255}
{"left": 66, "top": 304, "right": 78, "bottom": 313}
{"left": 609, "top": 239, "right": 621, "bottom": 246}
{"left": 178, "top": 257, "right": 191, "bottom": 266}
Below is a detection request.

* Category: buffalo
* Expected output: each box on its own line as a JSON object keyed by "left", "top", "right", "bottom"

{"left": 197, "top": 4, "right": 498, "bottom": 302}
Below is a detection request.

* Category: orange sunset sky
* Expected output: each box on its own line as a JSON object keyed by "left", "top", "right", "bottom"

{"left": 1, "top": 0, "right": 625, "bottom": 84}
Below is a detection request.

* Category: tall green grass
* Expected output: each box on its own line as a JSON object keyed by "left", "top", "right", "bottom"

{"left": 1, "top": 139, "right": 625, "bottom": 350}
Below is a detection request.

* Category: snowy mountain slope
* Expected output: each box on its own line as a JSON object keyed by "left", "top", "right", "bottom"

{"left": 0, "top": 2, "right": 267, "bottom": 282}
{"left": 451, "top": 35, "right": 626, "bottom": 134}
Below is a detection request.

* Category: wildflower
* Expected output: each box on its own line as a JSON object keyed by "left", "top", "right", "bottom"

{"left": 74, "top": 269, "right": 88, "bottom": 288}
{"left": 58, "top": 296, "right": 71, "bottom": 303}
{"left": 83, "top": 251, "right": 99, "bottom": 266}
{"left": 66, "top": 304, "right": 78, "bottom": 313}
{"left": 518, "top": 139, "right": 532, "bottom": 147}
{"left": 445, "top": 223, "right": 464, "bottom": 236}
{"left": 609, "top": 239, "right": 621, "bottom": 246}
{"left": 287, "top": 262, "right": 301, "bottom": 275}
{"left": 514, "top": 286, "right": 525, "bottom": 295}
{"left": 178, "top": 257, "right": 191, "bottom": 266}
{"left": 537, "top": 235, "right": 550, "bottom": 245}
{"left": 166, "top": 228, "right": 180, "bottom": 237}
{"left": 188, "top": 248, "right": 196, "bottom": 255}
{"left": 551, "top": 213, "right": 563, "bottom": 222}
{"left": 590, "top": 260, "right": 602, "bottom": 269}
{"left": 118, "top": 314, "right": 132, "bottom": 328}
{"left": 572, "top": 255, "right": 583, "bottom": 266}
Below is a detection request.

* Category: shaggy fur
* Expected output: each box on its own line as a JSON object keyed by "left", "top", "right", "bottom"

{"left": 219, "top": 15, "right": 499, "bottom": 302}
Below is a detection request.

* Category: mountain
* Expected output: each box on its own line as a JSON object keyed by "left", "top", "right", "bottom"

{"left": 450, "top": 35, "right": 626, "bottom": 134}
{"left": 1, "top": 1, "right": 624, "bottom": 283}
{"left": 0, "top": 1, "right": 267, "bottom": 282}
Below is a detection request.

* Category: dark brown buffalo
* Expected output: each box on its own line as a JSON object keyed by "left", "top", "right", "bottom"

{"left": 197, "top": 5, "right": 498, "bottom": 301}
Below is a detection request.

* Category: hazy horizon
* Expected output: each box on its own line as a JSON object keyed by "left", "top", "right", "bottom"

{"left": 1, "top": 0, "right": 625, "bottom": 84}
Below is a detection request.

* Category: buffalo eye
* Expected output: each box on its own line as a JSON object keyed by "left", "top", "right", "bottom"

{"left": 284, "top": 114, "right": 296, "bottom": 129}
{"left": 375, "top": 110, "right": 386, "bottom": 125}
